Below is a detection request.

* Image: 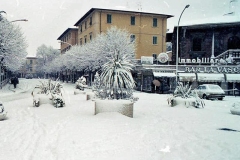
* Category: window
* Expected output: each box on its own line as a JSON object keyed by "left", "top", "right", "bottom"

{"left": 153, "top": 18, "right": 157, "bottom": 27}
{"left": 153, "top": 36, "right": 158, "bottom": 44}
{"left": 85, "top": 21, "right": 87, "bottom": 29}
{"left": 107, "top": 14, "right": 112, "bottom": 23}
{"left": 30, "top": 60, "right": 32, "bottom": 64}
{"left": 80, "top": 38, "right": 82, "bottom": 45}
{"left": 89, "top": 33, "right": 92, "bottom": 41}
{"left": 131, "top": 16, "right": 135, "bottom": 25}
{"left": 80, "top": 25, "right": 82, "bottom": 32}
{"left": 89, "top": 17, "right": 92, "bottom": 25}
{"left": 84, "top": 36, "right": 87, "bottom": 43}
{"left": 192, "top": 38, "right": 202, "bottom": 51}
{"left": 130, "top": 34, "right": 135, "bottom": 42}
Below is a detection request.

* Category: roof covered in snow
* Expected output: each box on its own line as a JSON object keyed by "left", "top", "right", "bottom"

{"left": 179, "top": 14, "right": 240, "bottom": 27}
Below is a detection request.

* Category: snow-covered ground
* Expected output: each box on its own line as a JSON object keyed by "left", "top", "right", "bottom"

{"left": 0, "top": 78, "right": 240, "bottom": 160}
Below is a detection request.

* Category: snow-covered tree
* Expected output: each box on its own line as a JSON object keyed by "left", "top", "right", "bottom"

{"left": 0, "top": 17, "right": 28, "bottom": 72}
{"left": 93, "top": 26, "right": 136, "bottom": 100}
{"left": 35, "top": 44, "right": 60, "bottom": 74}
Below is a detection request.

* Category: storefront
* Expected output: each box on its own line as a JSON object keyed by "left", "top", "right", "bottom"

{"left": 134, "top": 64, "right": 240, "bottom": 95}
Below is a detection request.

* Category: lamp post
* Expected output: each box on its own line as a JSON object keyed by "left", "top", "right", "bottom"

{"left": 176, "top": 4, "right": 190, "bottom": 84}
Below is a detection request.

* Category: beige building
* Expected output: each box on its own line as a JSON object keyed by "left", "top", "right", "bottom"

{"left": 20, "top": 56, "right": 37, "bottom": 78}
{"left": 57, "top": 28, "right": 78, "bottom": 54}
{"left": 58, "top": 8, "right": 173, "bottom": 59}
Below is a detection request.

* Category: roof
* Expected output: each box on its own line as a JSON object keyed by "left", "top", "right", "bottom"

{"left": 74, "top": 8, "right": 174, "bottom": 26}
{"left": 57, "top": 28, "right": 78, "bottom": 40}
{"left": 178, "top": 14, "right": 240, "bottom": 28}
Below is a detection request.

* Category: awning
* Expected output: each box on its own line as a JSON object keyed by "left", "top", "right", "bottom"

{"left": 153, "top": 72, "right": 175, "bottom": 77}
{"left": 197, "top": 73, "right": 225, "bottom": 82}
{"left": 178, "top": 73, "right": 196, "bottom": 82}
{"left": 226, "top": 74, "right": 240, "bottom": 82}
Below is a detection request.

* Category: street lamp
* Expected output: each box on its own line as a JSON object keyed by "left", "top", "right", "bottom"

{"left": 176, "top": 4, "right": 190, "bottom": 84}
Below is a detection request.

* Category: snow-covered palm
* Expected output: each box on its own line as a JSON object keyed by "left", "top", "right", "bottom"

{"left": 100, "top": 50, "right": 135, "bottom": 91}
{"left": 0, "top": 18, "right": 27, "bottom": 72}
{"left": 96, "top": 27, "right": 136, "bottom": 99}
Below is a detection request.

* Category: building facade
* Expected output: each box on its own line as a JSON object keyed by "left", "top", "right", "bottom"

{"left": 57, "top": 28, "right": 78, "bottom": 54}
{"left": 72, "top": 8, "right": 173, "bottom": 59}
{"left": 134, "top": 15, "right": 240, "bottom": 95}
{"left": 20, "top": 56, "right": 38, "bottom": 78}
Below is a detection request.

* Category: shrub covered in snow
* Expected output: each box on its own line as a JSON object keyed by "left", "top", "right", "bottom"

{"left": 75, "top": 76, "right": 87, "bottom": 91}
{"left": 168, "top": 82, "right": 204, "bottom": 108}
{"left": 32, "top": 79, "right": 65, "bottom": 107}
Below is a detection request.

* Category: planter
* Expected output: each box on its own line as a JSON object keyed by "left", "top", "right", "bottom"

{"left": 74, "top": 89, "right": 86, "bottom": 95}
{"left": 33, "top": 94, "right": 53, "bottom": 107}
{"left": 94, "top": 99, "right": 134, "bottom": 118}
{"left": 171, "top": 97, "right": 196, "bottom": 107}
{"left": 0, "top": 111, "right": 7, "bottom": 120}
{"left": 86, "top": 92, "right": 95, "bottom": 100}
{"left": 230, "top": 102, "right": 240, "bottom": 116}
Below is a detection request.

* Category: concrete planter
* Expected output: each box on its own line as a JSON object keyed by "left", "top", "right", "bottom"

{"left": 94, "top": 99, "right": 134, "bottom": 118}
{"left": 172, "top": 97, "right": 196, "bottom": 107}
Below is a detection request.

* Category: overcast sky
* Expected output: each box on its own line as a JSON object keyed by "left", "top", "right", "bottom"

{"left": 1, "top": 0, "right": 236, "bottom": 56}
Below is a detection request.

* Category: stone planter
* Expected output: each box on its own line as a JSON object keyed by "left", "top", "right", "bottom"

{"left": 33, "top": 94, "right": 53, "bottom": 107}
{"left": 172, "top": 97, "right": 196, "bottom": 107}
{"left": 94, "top": 99, "right": 134, "bottom": 118}
{"left": 73, "top": 89, "right": 88, "bottom": 100}
{"left": 86, "top": 92, "right": 95, "bottom": 100}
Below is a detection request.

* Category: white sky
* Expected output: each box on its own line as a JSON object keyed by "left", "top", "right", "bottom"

{"left": 1, "top": 0, "right": 235, "bottom": 56}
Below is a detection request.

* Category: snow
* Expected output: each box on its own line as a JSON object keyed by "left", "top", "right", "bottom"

{"left": 180, "top": 15, "right": 240, "bottom": 27}
{"left": 0, "top": 78, "right": 240, "bottom": 160}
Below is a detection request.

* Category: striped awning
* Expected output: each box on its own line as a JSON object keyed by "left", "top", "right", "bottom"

{"left": 178, "top": 73, "right": 196, "bottom": 82}
{"left": 197, "top": 73, "right": 225, "bottom": 82}
{"left": 226, "top": 74, "right": 240, "bottom": 82}
{"left": 153, "top": 72, "right": 175, "bottom": 77}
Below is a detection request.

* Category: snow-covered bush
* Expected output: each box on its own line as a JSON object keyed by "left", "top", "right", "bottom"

{"left": 92, "top": 27, "right": 137, "bottom": 100}
{"left": 75, "top": 76, "right": 87, "bottom": 91}
{"left": 168, "top": 82, "right": 204, "bottom": 108}
{"left": 32, "top": 79, "right": 65, "bottom": 107}
{"left": 0, "top": 101, "right": 7, "bottom": 120}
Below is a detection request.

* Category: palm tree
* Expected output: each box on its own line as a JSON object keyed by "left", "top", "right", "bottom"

{"left": 100, "top": 50, "right": 135, "bottom": 99}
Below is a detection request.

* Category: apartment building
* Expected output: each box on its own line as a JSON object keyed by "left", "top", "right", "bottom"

{"left": 58, "top": 8, "right": 173, "bottom": 59}
{"left": 19, "top": 56, "right": 38, "bottom": 78}
{"left": 57, "top": 28, "right": 78, "bottom": 54}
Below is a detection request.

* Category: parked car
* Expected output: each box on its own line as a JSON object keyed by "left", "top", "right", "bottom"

{"left": 25, "top": 73, "right": 33, "bottom": 79}
{"left": 195, "top": 84, "right": 225, "bottom": 100}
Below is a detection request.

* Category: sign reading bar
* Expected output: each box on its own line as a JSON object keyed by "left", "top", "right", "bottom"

{"left": 185, "top": 66, "right": 240, "bottom": 73}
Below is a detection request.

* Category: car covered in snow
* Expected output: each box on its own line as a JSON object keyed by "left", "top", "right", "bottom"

{"left": 195, "top": 84, "right": 225, "bottom": 100}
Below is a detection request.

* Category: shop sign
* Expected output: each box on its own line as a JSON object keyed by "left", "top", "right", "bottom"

{"left": 141, "top": 56, "right": 153, "bottom": 64}
{"left": 185, "top": 66, "right": 240, "bottom": 73}
{"left": 158, "top": 53, "right": 169, "bottom": 63}
{"left": 179, "top": 57, "right": 219, "bottom": 64}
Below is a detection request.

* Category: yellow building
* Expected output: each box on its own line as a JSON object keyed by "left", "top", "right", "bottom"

{"left": 72, "top": 8, "right": 173, "bottom": 59}
{"left": 57, "top": 28, "right": 78, "bottom": 54}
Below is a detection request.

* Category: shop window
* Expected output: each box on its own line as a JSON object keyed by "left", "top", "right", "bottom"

{"left": 228, "top": 36, "right": 240, "bottom": 49}
{"left": 192, "top": 38, "right": 202, "bottom": 51}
